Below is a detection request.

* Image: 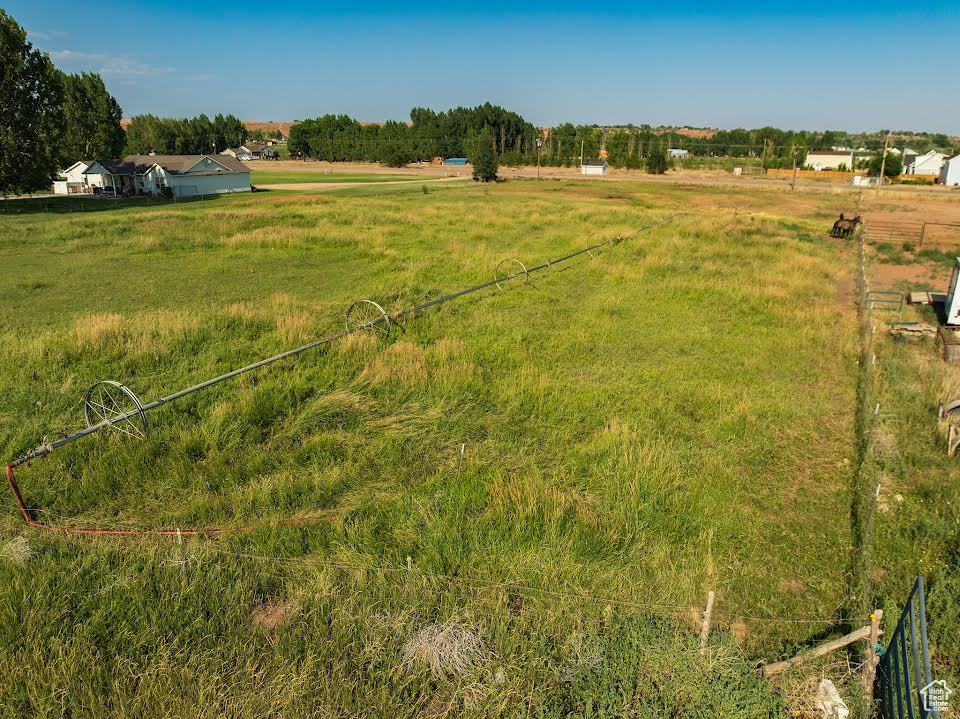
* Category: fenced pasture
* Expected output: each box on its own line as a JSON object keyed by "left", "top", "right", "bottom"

{"left": 865, "top": 219, "right": 960, "bottom": 251}
{"left": 1, "top": 192, "right": 227, "bottom": 215}
{"left": 0, "top": 180, "right": 869, "bottom": 715}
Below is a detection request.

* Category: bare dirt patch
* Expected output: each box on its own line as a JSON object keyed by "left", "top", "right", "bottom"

{"left": 870, "top": 261, "right": 951, "bottom": 290}
{"left": 251, "top": 598, "right": 294, "bottom": 637}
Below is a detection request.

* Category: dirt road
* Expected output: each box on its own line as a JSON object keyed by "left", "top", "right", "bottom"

{"left": 256, "top": 176, "right": 472, "bottom": 191}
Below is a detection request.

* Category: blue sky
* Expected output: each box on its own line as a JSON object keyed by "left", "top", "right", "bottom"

{"left": 8, "top": 1, "right": 958, "bottom": 133}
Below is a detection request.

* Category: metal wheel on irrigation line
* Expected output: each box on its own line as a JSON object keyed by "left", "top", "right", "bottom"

{"left": 584, "top": 230, "right": 624, "bottom": 256}
{"left": 345, "top": 299, "right": 391, "bottom": 338}
{"left": 83, "top": 380, "right": 148, "bottom": 438}
{"left": 493, "top": 258, "right": 530, "bottom": 291}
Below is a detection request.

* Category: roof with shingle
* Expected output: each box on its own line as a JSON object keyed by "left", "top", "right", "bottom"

{"left": 85, "top": 155, "right": 250, "bottom": 175}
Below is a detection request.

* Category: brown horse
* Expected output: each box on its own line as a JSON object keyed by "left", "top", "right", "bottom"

{"left": 830, "top": 214, "right": 846, "bottom": 236}
{"left": 830, "top": 214, "right": 862, "bottom": 237}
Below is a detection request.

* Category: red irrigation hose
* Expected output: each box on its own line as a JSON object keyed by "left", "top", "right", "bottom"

{"left": 5, "top": 462, "right": 332, "bottom": 536}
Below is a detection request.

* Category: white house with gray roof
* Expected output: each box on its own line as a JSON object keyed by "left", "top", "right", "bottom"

{"left": 81, "top": 155, "right": 251, "bottom": 197}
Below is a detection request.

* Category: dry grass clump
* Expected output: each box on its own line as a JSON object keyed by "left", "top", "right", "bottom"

{"left": 362, "top": 341, "right": 428, "bottom": 384}
{"left": 250, "top": 598, "right": 295, "bottom": 640}
{"left": 225, "top": 302, "right": 262, "bottom": 322}
{"left": 276, "top": 312, "right": 314, "bottom": 343}
{"left": 488, "top": 475, "right": 598, "bottom": 526}
{"left": 360, "top": 338, "right": 475, "bottom": 385}
{"left": 221, "top": 226, "right": 307, "bottom": 248}
{"left": 74, "top": 313, "right": 124, "bottom": 347}
{"left": 401, "top": 620, "right": 488, "bottom": 679}
{"left": 72, "top": 310, "right": 199, "bottom": 353}
{"left": 0, "top": 537, "right": 33, "bottom": 567}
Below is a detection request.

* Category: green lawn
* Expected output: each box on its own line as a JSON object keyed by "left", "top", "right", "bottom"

{"left": 252, "top": 170, "right": 425, "bottom": 184}
{"left": 0, "top": 181, "right": 861, "bottom": 716}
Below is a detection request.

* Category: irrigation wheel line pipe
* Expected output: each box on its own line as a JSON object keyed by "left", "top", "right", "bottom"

{"left": 5, "top": 214, "right": 685, "bottom": 537}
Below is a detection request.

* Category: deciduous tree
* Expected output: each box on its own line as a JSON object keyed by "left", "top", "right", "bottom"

{"left": 868, "top": 151, "right": 903, "bottom": 178}
{"left": 0, "top": 10, "right": 63, "bottom": 194}
{"left": 60, "top": 72, "right": 124, "bottom": 165}
{"left": 645, "top": 141, "right": 668, "bottom": 175}
{"left": 471, "top": 128, "right": 498, "bottom": 182}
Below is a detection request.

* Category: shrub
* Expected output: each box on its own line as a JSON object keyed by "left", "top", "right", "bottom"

{"left": 471, "top": 129, "right": 498, "bottom": 182}
{"left": 645, "top": 144, "right": 668, "bottom": 174}
{"left": 381, "top": 144, "right": 413, "bottom": 168}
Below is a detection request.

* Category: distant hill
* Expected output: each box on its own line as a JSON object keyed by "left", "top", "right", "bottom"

{"left": 243, "top": 121, "right": 295, "bottom": 138}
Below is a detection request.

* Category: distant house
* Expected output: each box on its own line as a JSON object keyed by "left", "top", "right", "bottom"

{"left": 581, "top": 160, "right": 609, "bottom": 176}
{"left": 668, "top": 148, "right": 689, "bottom": 159}
{"left": 82, "top": 155, "right": 251, "bottom": 197}
{"left": 901, "top": 147, "right": 918, "bottom": 170}
{"left": 805, "top": 150, "right": 854, "bottom": 170}
{"left": 242, "top": 143, "right": 267, "bottom": 159}
{"left": 221, "top": 147, "right": 252, "bottom": 161}
{"left": 906, "top": 150, "right": 946, "bottom": 176}
{"left": 940, "top": 155, "right": 960, "bottom": 186}
{"left": 53, "top": 160, "right": 91, "bottom": 194}
{"left": 221, "top": 143, "right": 269, "bottom": 161}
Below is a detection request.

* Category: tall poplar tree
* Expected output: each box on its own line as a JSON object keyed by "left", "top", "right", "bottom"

{"left": 0, "top": 10, "right": 64, "bottom": 194}
{"left": 60, "top": 72, "right": 124, "bottom": 164}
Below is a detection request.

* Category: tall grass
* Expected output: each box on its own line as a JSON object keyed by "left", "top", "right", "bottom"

{"left": 0, "top": 181, "right": 860, "bottom": 715}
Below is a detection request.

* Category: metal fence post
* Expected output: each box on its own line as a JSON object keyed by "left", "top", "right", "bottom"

{"left": 878, "top": 576, "right": 940, "bottom": 718}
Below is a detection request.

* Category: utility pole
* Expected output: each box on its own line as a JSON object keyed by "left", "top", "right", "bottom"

{"left": 791, "top": 144, "right": 798, "bottom": 192}
{"left": 536, "top": 136, "right": 542, "bottom": 179}
{"left": 580, "top": 139, "right": 584, "bottom": 168}
{"left": 876, "top": 134, "right": 889, "bottom": 198}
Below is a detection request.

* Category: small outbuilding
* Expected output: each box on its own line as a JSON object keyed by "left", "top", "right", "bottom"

{"left": 581, "top": 160, "right": 608, "bottom": 176}
{"left": 805, "top": 150, "right": 854, "bottom": 171}
{"left": 668, "top": 149, "right": 689, "bottom": 159}
{"left": 940, "top": 155, "right": 960, "bottom": 187}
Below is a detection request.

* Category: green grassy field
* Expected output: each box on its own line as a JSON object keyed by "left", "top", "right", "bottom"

{"left": 252, "top": 170, "right": 423, "bottom": 184}
{"left": 0, "top": 180, "right": 866, "bottom": 716}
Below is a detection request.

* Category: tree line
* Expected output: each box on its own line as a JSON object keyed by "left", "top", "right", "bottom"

{"left": 124, "top": 114, "right": 247, "bottom": 155}
{"left": 288, "top": 104, "right": 539, "bottom": 167}
{"left": 1, "top": 10, "right": 125, "bottom": 194}
{"left": 288, "top": 110, "right": 957, "bottom": 171}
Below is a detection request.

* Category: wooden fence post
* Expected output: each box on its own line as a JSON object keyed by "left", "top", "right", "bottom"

{"left": 699, "top": 590, "right": 715, "bottom": 659}
{"left": 861, "top": 609, "right": 883, "bottom": 702}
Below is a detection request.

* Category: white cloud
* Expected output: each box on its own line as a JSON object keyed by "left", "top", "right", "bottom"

{"left": 47, "top": 49, "right": 175, "bottom": 78}
{"left": 28, "top": 29, "right": 67, "bottom": 41}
